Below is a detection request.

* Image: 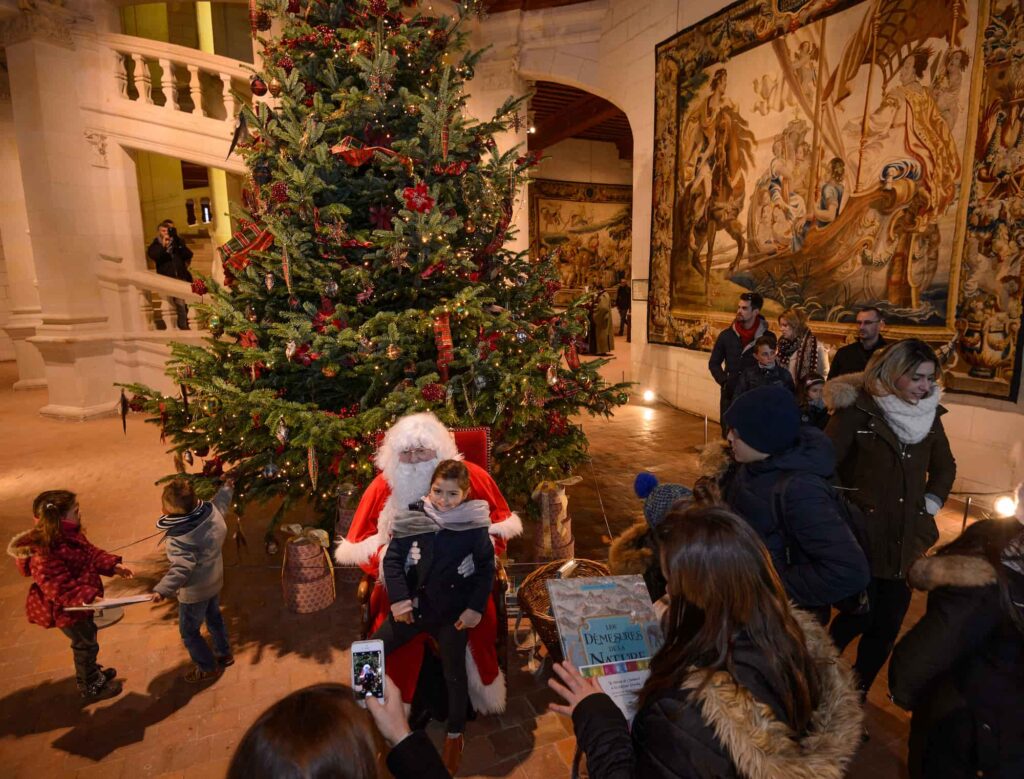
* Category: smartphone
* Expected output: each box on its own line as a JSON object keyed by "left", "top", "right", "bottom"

{"left": 351, "top": 639, "right": 385, "bottom": 700}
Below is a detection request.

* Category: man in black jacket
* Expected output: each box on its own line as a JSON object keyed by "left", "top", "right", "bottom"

{"left": 827, "top": 306, "right": 886, "bottom": 378}
{"left": 720, "top": 385, "right": 870, "bottom": 621}
{"left": 614, "top": 277, "right": 631, "bottom": 336}
{"left": 708, "top": 292, "right": 771, "bottom": 434}
{"left": 147, "top": 219, "right": 193, "bottom": 330}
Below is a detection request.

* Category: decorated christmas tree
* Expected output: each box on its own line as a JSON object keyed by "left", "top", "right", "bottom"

{"left": 125, "top": 0, "right": 630, "bottom": 536}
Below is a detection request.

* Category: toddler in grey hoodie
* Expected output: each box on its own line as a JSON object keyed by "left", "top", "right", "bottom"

{"left": 152, "top": 478, "right": 234, "bottom": 683}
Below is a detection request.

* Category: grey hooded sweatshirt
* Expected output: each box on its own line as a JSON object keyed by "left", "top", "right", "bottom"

{"left": 154, "top": 485, "right": 232, "bottom": 603}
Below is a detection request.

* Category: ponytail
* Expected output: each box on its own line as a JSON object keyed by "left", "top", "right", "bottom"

{"left": 33, "top": 490, "right": 77, "bottom": 549}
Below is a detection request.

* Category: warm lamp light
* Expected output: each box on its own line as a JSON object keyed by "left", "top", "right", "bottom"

{"left": 994, "top": 495, "right": 1018, "bottom": 518}
{"left": 642, "top": 389, "right": 655, "bottom": 403}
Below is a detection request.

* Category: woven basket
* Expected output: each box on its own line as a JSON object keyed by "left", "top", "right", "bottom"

{"left": 517, "top": 559, "right": 609, "bottom": 662}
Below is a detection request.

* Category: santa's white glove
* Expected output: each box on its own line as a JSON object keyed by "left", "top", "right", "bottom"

{"left": 404, "top": 541, "right": 421, "bottom": 572}
{"left": 457, "top": 554, "right": 475, "bottom": 578}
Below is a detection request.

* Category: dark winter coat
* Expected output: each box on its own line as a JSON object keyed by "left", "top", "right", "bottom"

{"left": 570, "top": 610, "right": 863, "bottom": 779}
{"left": 382, "top": 526, "right": 495, "bottom": 622}
{"left": 889, "top": 546, "right": 1024, "bottom": 778}
{"left": 713, "top": 429, "right": 870, "bottom": 608}
{"left": 827, "top": 336, "right": 887, "bottom": 379}
{"left": 615, "top": 284, "right": 631, "bottom": 311}
{"left": 708, "top": 318, "right": 773, "bottom": 416}
{"left": 733, "top": 363, "right": 795, "bottom": 399}
{"left": 7, "top": 526, "right": 122, "bottom": 628}
{"left": 147, "top": 236, "right": 193, "bottom": 282}
{"left": 386, "top": 729, "right": 451, "bottom": 779}
{"left": 608, "top": 520, "right": 667, "bottom": 602}
{"left": 800, "top": 403, "right": 830, "bottom": 430}
{"left": 824, "top": 373, "right": 957, "bottom": 579}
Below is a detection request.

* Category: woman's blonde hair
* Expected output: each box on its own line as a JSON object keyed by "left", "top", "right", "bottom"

{"left": 863, "top": 338, "right": 942, "bottom": 397}
{"left": 779, "top": 307, "right": 808, "bottom": 337}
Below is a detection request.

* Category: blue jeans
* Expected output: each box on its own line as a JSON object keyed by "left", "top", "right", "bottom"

{"left": 178, "top": 595, "right": 230, "bottom": 672}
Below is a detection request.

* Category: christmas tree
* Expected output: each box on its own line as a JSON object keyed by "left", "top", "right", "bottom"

{"left": 125, "top": 0, "right": 630, "bottom": 536}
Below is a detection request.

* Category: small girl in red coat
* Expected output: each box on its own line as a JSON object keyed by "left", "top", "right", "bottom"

{"left": 7, "top": 490, "right": 133, "bottom": 702}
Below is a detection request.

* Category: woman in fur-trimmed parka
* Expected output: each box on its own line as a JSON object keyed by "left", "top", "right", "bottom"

{"left": 824, "top": 339, "right": 956, "bottom": 694}
{"left": 549, "top": 507, "right": 863, "bottom": 779}
{"left": 889, "top": 516, "right": 1024, "bottom": 779}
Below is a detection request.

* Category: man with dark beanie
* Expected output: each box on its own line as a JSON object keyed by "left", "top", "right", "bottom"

{"left": 713, "top": 385, "right": 869, "bottom": 621}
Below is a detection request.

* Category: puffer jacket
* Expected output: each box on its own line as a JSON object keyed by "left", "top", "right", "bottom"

{"left": 7, "top": 525, "right": 122, "bottom": 628}
{"left": 714, "top": 428, "right": 870, "bottom": 608}
{"left": 571, "top": 609, "right": 864, "bottom": 779}
{"left": 154, "top": 485, "right": 231, "bottom": 603}
{"left": 889, "top": 539, "right": 1024, "bottom": 779}
{"left": 824, "top": 373, "right": 956, "bottom": 579}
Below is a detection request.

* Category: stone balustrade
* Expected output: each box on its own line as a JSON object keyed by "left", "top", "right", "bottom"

{"left": 103, "top": 33, "right": 252, "bottom": 123}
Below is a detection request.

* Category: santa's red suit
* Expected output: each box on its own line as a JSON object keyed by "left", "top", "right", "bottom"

{"left": 336, "top": 419, "right": 521, "bottom": 714}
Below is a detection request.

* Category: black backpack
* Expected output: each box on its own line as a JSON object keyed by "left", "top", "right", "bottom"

{"left": 772, "top": 471, "right": 871, "bottom": 615}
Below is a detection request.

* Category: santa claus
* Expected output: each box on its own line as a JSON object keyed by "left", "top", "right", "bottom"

{"left": 336, "top": 412, "right": 521, "bottom": 714}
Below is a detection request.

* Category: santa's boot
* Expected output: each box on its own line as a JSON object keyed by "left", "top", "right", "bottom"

{"left": 442, "top": 733, "right": 464, "bottom": 775}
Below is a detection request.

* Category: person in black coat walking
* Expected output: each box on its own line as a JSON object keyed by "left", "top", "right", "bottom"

{"left": 548, "top": 506, "right": 864, "bottom": 779}
{"left": 708, "top": 292, "right": 773, "bottom": 434}
{"left": 889, "top": 515, "right": 1024, "bottom": 779}
{"left": 713, "top": 385, "right": 869, "bottom": 621}
{"left": 147, "top": 219, "right": 193, "bottom": 329}
{"left": 825, "top": 339, "right": 956, "bottom": 694}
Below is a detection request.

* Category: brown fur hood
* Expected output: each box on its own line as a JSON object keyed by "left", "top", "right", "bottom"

{"left": 823, "top": 372, "right": 864, "bottom": 412}
{"left": 698, "top": 439, "right": 733, "bottom": 481}
{"left": 682, "top": 609, "right": 864, "bottom": 779}
{"left": 608, "top": 521, "right": 652, "bottom": 576}
{"left": 7, "top": 528, "right": 38, "bottom": 560}
{"left": 908, "top": 553, "right": 998, "bottom": 591}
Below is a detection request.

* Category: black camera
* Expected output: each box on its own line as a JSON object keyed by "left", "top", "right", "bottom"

{"left": 168, "top": 226, "right": 178, "bottom": 238}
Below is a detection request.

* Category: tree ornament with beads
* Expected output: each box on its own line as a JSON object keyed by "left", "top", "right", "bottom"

{"left": 308, "top": 444, "right": 319, "bottom": 490}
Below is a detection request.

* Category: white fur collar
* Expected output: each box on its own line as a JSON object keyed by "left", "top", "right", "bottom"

{"left": 873, "top": 388, "right": 941, "bottom": 444}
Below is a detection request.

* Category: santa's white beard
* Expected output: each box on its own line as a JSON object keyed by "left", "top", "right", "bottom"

{"left": 385, "top": 458, "right": 438, "bottom": 514}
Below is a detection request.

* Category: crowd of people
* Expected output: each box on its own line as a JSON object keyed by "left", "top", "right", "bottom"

{"left": 8, "top": 300, "right": 1024, "bottom": 778}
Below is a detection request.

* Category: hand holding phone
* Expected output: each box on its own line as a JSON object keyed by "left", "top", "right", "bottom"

{"left": 351, "top": 639, "right": 385, "bottom": 700}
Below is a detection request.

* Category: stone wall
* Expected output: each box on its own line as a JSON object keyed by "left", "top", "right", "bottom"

{"left": 533, "top": 138, "right": 632, "bottom": 185}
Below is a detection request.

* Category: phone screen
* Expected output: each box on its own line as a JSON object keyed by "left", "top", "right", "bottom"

{"left": 352, "top": 647, "right": 385, "bottom": 699}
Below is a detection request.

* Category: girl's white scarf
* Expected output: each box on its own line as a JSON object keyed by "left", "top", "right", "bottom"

{"left": 874, "top": 388, "right": 941, "bottom": 445}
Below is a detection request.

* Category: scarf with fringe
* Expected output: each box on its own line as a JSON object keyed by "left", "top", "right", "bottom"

{"left": 873, "top": 388, "right": 941, "bottom": 444}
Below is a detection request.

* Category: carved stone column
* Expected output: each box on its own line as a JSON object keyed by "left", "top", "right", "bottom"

{"left": 2, "top": 2, "right": 117, "bottom": 417}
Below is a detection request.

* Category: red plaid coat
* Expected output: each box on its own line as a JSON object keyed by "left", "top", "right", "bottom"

{"left": 7, "top": 527, "right": 121, "bottom": 628}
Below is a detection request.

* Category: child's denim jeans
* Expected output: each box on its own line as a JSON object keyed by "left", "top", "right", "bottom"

{"left": 178, "top": 594, "right": 230, "bottom": 672}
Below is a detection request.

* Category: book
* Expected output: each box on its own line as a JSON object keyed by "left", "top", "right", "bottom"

{"left": 546, "top": 575, "right": 663, "bottom": 721}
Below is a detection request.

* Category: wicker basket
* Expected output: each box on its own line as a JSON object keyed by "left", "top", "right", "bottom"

{"left": 517, "top": 559, "right": 609, "bottom": 662}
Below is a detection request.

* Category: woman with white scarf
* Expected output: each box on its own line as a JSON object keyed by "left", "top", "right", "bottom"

{"left": 824, "top": 339, "right": 957, "bottom": 696}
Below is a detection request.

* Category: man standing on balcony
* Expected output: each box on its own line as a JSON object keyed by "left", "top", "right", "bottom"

{"left": 147, "top": 219, "right": 193, "bottom": 330}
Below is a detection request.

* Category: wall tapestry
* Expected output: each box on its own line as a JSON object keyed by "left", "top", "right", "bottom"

{"left": 529, "top": 179, "right": 633, "bottom": 293}
{"left": 649, "top": 0, "right": 1024, "bottom": 399}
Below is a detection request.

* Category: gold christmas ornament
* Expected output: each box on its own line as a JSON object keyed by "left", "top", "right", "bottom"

{"left": 268, "top": 77, "right": 282, "bottom": 97}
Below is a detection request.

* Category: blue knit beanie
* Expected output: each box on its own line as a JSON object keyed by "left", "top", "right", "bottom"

{"left": 634, "top": 473, "right": 693, "bottom": 528}
{"left": 723, "top": 384, "right": 801, "bottom": 455}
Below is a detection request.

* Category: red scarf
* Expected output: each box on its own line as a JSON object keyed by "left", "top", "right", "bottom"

{"left": 733, "top": 316, "right": 762, "bottom": 348}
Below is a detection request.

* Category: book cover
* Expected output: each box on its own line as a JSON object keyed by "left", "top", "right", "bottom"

{"left": 546, "top": 575, "right": 663, "bottom": 721}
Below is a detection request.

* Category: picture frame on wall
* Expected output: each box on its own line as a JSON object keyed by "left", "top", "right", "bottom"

{"left": 631, "top": 279, "right": 648, "bottom": 302}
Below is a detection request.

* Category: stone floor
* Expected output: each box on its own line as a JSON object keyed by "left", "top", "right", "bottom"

{"left": 0, "top": 338, "right": 964, "bottom": 778}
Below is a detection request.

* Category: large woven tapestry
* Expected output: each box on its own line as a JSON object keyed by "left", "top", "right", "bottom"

{"left": 649, "top": 0, "right": 1024, "bottom": 399}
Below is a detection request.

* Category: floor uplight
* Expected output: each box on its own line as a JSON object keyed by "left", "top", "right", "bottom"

{"left": 642, "top": 389, "right": 655, "bottom": 403}
{"left": 994, "top": 494, "right": 1018, "bottom": 518}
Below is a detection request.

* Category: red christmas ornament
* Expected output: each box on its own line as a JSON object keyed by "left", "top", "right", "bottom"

{"left": 202, "top": 456, "right": 225, "bottom": 477}
{"left": 271, "top": 181, "right": 289, "bottom": 202}
{"left": 279, "top": 55, "right": 294, "bottom": 74}
{"left": 239, "top": 330, "right": 259, "bottom": 349}
{"left": 369, "top": 0, "right": 388, "bottom": 16}
{"left": 190, "top": 279, "right": 208, "bottom": 296}
{"left": 250, "top": 75, "right": 268, "bottom": 96}
{"left": 546, "top": 411, "right": 570, "bottom": 436}
{"left": 421, "top": 382, "right": 446, "bottom": 403}
{"left": 402, "top": 182, "right": 434, "bottom": 213}
{"left": 566, "top": 342, "right": 581, "bottom": 371}
{"left": 287, "top": 0, "right": 301, "bottom": 11}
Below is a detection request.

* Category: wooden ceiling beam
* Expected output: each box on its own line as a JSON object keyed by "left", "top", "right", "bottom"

{"left": 528, "top": 94, "right": 621, "bottom": 151}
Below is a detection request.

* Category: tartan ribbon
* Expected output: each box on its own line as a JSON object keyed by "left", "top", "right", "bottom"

{"left": 281, "top": 524, "right": 330, "bottom": 548}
